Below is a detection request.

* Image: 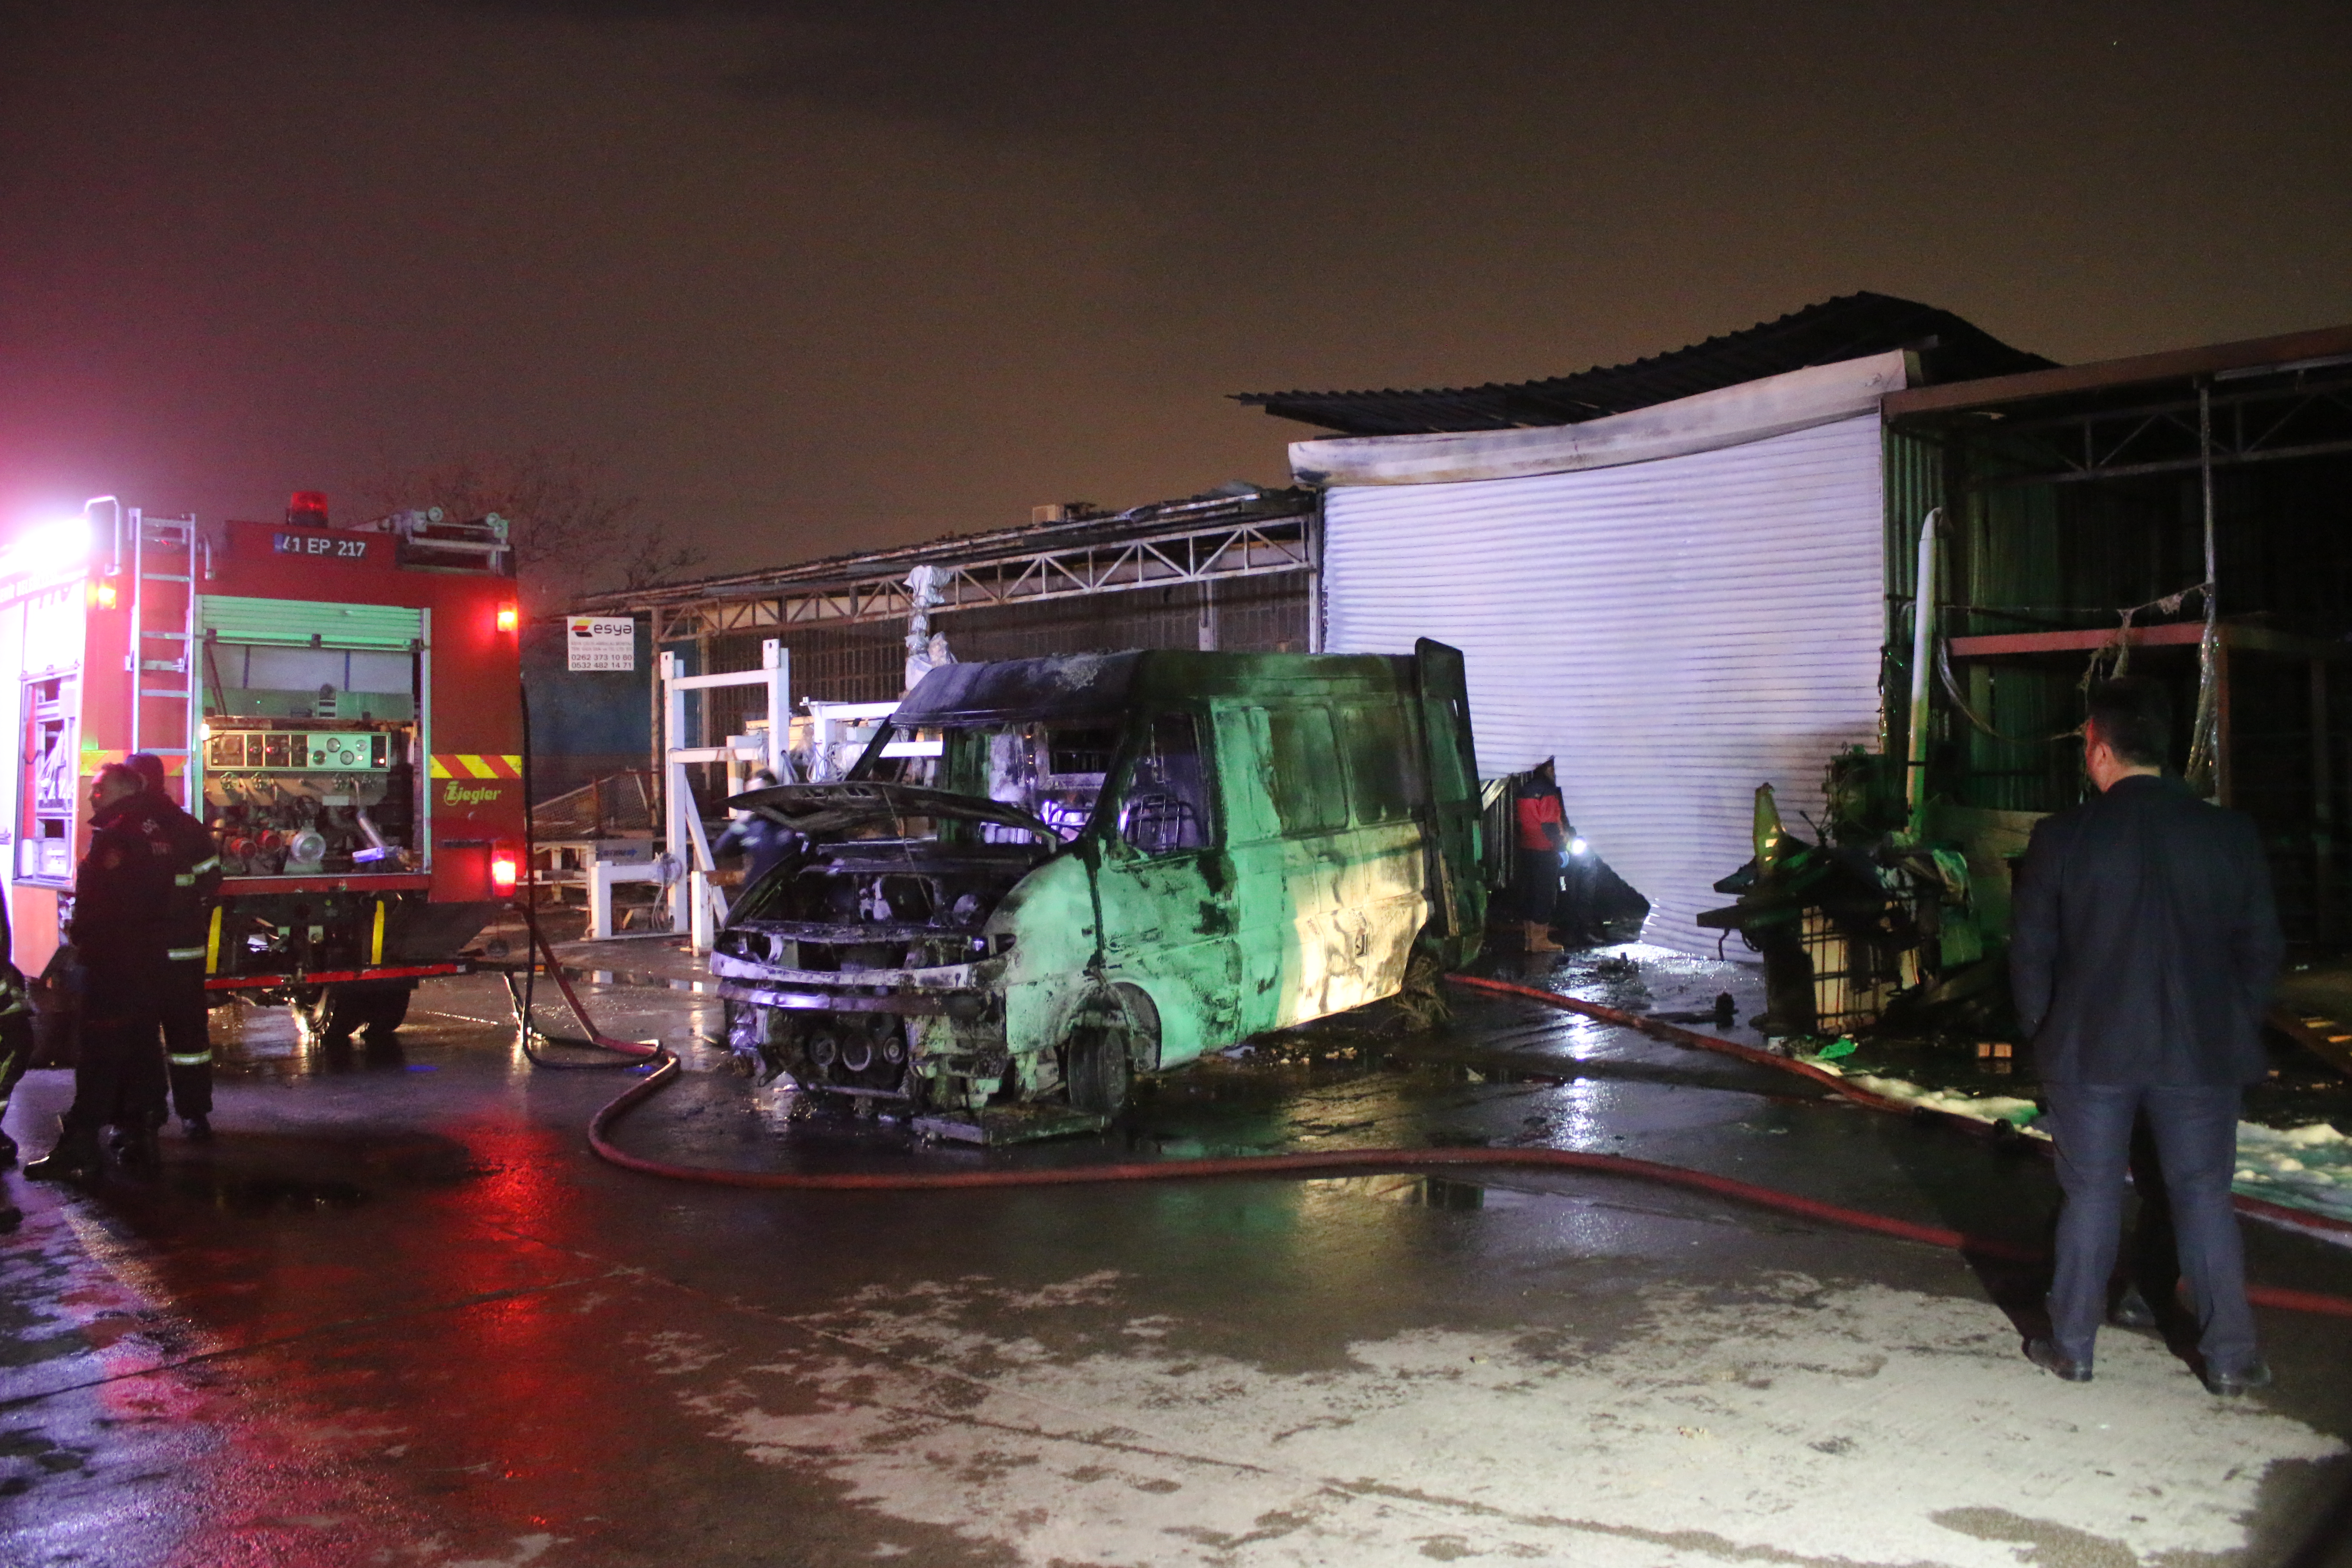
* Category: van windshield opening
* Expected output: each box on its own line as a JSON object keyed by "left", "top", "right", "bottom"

{"left": 853, "top": 719, "right": 1123, "bottom": 842}
{"left": 975, "top": 722, "right": 1120, "bottom": 841}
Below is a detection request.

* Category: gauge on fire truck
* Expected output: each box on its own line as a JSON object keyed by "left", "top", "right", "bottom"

{"left": 204, "top": 729, "right": 393, "bottom": 771}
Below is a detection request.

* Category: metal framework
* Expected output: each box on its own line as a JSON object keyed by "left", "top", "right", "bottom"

{"left": 631, "top": 511, "right": 1313, "bottom": 645}
{"left": 1969, "top": 364, "right": 2352, "bottom": 489}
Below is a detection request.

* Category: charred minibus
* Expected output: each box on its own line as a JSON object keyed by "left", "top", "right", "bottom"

{"left": 712, "top": 639, "right": 1483, "bottom": 1121}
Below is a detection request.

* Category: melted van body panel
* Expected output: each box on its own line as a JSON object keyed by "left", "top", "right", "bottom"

{"left": 711, "top": 642, "right": 1483, "bottom": 1113}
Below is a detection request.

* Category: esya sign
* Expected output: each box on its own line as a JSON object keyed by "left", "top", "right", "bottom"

{"left": 567, "top": 616, "right": 634, "bottom": 671}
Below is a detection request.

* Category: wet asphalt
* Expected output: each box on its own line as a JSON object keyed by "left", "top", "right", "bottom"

{"left": 3, "top": 942, "right": 2351, "bottom": 1568}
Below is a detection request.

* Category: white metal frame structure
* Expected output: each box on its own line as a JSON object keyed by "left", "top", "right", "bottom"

{"left": 659, "top": 639, "right": 789, "bottom": 951}
{"left": 588, "top": 499, "right": 1314, "bottom": 645}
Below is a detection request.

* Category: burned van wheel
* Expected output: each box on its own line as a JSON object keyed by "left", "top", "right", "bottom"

{"left": 1064, "top": 1023, "right": 1132, "bottom": 1116}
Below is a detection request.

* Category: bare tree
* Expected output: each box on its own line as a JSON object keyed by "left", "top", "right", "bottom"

{"left": 364, "top": 450, "right": 707, "bottom": 614}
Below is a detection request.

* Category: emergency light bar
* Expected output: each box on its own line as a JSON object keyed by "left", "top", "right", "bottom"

{"left": 0, "top": 517, "right": 94, "bottom": 584}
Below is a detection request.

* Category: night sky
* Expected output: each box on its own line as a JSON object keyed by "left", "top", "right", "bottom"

{"left": 5, "top": 2, "right": 2349, "bottom": 582}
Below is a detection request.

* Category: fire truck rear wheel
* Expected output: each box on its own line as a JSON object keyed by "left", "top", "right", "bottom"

{"left": 301, "top": 981, "right": 413, "bottom": 1044}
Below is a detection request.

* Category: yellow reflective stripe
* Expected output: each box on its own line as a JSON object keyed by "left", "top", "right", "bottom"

{"left": 429, "top": 756, "right": 454, "bottom": 778}
{"left": 371, "top": 899, "right": 386, "bottom": 965}
{"left": 189, "top": 855, "right": 220, "bottom": 873}
{"left": 175, "top": 873, "right": 195, "bottom": 886}
{"left": 167, "top": 1053, "right": 212, "bottom": 1066}
{"left": 167, "top": 946, "right": 206, "bottom": 961}
{"left": 461, "top": 754, "right": 498, "bottom": 778}
{"left": 205, "top": 904, "right": 224, "bottom": 976}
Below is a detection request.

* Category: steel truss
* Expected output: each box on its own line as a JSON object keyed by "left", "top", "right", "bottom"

{"left": 1972, "top": 367, "right": 2352, "bottom": 489}
{"left": 646, "top": 514, "right": 1312, "bottom": 643}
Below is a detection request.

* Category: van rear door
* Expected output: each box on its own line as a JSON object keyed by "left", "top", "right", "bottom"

{"left": 1412, "top": 638, "right": 1485, "bottom": 968}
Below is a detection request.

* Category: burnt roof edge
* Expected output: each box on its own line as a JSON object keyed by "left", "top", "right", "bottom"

{"left": 1884, "top": 321, "right": 2352, "bottom": 419}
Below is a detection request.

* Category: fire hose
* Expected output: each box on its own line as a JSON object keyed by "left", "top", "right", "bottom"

{"left": 505, "top": 918, "right": 2352, "bottom": 1321}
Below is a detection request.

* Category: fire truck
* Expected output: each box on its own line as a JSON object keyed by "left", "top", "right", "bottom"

{"left": 0, "top": 493, "right": 526, "bottom": 1038}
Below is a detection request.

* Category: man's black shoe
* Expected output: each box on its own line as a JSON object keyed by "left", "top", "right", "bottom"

{"left": 24, "top": 1144, "right": 101, "bottom": 1184}
{"left": 2025, "top": 1338, "right": 2093, "bottom": 1382}
{"left": 182, "top": 1115, "right": 212, "bottom": 1143}
{"left": 2109, "top": 1286, "right": 2159, "bottom": 1329}
{"left": 116, "top": 1127, "right": 161, "bottom": 1177}
{"left": 2203, "top": 1359, "right": 2273, "bottom": 1396}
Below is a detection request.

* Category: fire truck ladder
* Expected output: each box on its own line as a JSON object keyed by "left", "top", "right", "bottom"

{"left": 127, "top": 510, "right": 202, "bottom": 791}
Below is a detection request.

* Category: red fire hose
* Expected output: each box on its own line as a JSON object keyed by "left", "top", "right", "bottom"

{"left": 1450, "top": 972, "right": 2352, "bottom": 1245}
{"left": 515, "top": 927, "right": 2352, "bottom": 1321}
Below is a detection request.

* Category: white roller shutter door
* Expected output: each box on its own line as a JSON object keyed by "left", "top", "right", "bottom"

{"left": 1322, "top": 413, "right": 1887, "bottom": 956}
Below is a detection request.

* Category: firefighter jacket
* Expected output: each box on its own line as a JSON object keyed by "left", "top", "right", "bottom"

{"left": 71, "top": 794, "right": 181, "bottom": 970}
{"left": 147, "top": 796, "right": 223, "bottom": 961}
{"left": 1513, "top": 772, "right": 1570, "bottom": 854}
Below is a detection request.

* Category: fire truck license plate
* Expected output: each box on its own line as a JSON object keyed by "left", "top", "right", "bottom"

{"left": 273, "top": 531, "right": 373, "bottom": 560}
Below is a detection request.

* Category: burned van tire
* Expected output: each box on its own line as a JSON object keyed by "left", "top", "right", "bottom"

{"left": 1064, "top": 1023, "right": 1132, "bottom": 1116}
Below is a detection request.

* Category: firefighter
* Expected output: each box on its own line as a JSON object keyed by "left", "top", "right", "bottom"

{"left": 24, "top": 762, "right": 177, "bottom": 1183}
{"left": 128, "top": 752, "right": 223, "bottom": 1140}
{"left": 0, "top": 890, "right": 31, "bottom": 1172}
{"left": 1513, "top": 759, "right": 1571, "bottom": 955}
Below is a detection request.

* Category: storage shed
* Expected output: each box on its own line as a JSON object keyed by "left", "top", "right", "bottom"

{"left": 1242, "top": 294, "right": 2052, "bottom": 953}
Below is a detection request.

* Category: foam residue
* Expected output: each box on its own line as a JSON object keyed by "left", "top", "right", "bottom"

{"left": 661, "top": 1270, "right": 2340, "bottom": 1568}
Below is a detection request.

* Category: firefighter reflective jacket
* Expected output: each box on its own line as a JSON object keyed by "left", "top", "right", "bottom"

{"left": 148, "top": 796, "right": 223, "bottom": 961}
{"left": 72, "top": 795, "right": 180, "bottom": 969}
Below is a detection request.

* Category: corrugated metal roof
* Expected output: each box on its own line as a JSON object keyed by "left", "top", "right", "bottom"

{"left": 1234, "top": 293, "right": 2055, "bottom": 436}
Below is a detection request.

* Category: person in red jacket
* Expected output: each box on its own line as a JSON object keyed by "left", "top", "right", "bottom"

{"left": 1513, "top": 760, "right": 1570, "bottom": 955}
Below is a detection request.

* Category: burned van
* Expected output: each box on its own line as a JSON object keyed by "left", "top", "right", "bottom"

{"left": 711, "top": 639, "right": 1483, "bottom": 1125}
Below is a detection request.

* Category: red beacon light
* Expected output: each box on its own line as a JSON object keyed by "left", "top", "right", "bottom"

{"left": 490, "top": 851, "right": 520, "bottom": 893}
{"left": 495, "top": 602, "right": 520, "bottom": 633}
{"left": 286, "top": 491, "right": 330, "bottom": 528}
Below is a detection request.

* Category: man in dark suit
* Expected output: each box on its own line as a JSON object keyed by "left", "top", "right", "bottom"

{"left": 2010, "top": 677, "right": 2283, "bottom": 1395}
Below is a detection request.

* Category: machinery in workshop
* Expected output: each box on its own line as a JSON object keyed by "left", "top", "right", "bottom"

{"left": 0, "top": 492, "right": 527, "bottom": 1041}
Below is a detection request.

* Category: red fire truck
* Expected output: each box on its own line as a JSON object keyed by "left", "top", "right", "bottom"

{"left": 0, "top": 493, "right": 526, "bottom": 1038}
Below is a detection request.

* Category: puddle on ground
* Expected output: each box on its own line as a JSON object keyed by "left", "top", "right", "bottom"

{"left": 1300, "top": 1173, "right": 1491, "bottom": 1210}
{"left": 165, "top": 1169, "right": 372, "bottom": 1214}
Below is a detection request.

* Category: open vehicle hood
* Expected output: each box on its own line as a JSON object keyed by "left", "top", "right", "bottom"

{"left": 725, "top": 781, "right": 1061, "bottom": 842}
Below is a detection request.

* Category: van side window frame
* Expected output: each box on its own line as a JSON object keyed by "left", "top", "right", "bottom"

{"left": 1112, "top": 707, "right": 1219, "bottom": 857}
{"left": 1263, "top": 704, "right": 1347, "bottom": 836}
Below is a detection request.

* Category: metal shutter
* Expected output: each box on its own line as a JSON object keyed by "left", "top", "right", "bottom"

{"left": 1322, "top": 413, "right": 1886, "bottom": 956}
{"left": 198, "top": 595, "right": 424, "bottom": 650}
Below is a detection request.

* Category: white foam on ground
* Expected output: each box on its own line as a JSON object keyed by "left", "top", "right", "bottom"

{"left": 2235, "top": 1120, "right": 2352, "bottom": 1221}
{"left": 661, "top": 1270, "right": 2339, "bottom": 1567}
{"left": 1798, "top": 1055, "right": 2352, "bottom": 1229}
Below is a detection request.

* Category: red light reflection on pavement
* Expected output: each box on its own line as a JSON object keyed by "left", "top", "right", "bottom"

{"left": 8, "top": 1115, "right": 688, "bottom": 1566}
